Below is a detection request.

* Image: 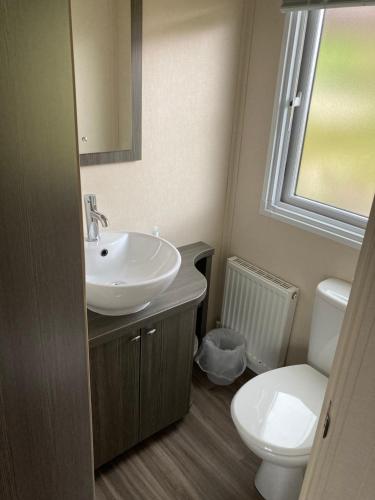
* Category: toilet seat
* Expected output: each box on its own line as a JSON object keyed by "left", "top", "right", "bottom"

{"left": 231, "top": 364, "right": 327, "bottom": 463}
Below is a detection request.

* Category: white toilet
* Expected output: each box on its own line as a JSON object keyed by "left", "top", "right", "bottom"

{"left": 231, "top": 278, "right": 351, "bottom": 500}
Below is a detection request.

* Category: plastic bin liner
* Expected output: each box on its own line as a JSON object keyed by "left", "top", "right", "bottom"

{"left": 195, "top": 328, "right": 247, "bottom": 385}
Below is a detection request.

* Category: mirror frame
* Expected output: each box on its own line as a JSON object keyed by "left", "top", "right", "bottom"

{"left": 79, "top": 0, "right": 142, "bottom": 166}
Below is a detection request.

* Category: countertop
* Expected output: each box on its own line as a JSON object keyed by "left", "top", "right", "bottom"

{"left": 87, "top": 241, "right": 214, "bottom": 346}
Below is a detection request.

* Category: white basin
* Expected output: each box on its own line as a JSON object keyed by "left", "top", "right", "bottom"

{"left": 84, "top": 232, "right": 181, "bottom": 316}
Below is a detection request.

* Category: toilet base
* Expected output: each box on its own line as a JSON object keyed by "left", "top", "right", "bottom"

{"left": 254, "top": 460, "right": 305, "bottom": 500}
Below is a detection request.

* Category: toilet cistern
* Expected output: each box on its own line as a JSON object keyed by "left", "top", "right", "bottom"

{"left": 84, "top": 194, "right": 109, "bottom": 242}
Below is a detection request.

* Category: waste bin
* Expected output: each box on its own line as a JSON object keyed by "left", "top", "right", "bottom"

{"left": 195, "top": 328, "right": 246, "bottom": 385}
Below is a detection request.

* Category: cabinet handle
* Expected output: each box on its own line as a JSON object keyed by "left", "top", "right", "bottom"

{"left": 145, "top": 328, "right": 156, "bottom": 336}
{"left": 129, "top": 335, "right": 141, "bottom": 343}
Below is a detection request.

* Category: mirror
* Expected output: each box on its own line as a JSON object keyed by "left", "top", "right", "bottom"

{"left": 71, "top": 0, "right": 142, "bottom": 165}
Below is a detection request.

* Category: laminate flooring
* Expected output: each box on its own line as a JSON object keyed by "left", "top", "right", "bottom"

{"left": 95, "top": 366, "right": 263, "bottom": 500}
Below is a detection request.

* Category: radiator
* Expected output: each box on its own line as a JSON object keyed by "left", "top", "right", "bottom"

{"left": 221, "top": 257, "right": 299, "bottom": 374}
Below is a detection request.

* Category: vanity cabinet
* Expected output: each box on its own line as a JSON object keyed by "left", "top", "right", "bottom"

{"left": 140, "top": 309, "right": 196, "bottom": 441}
{"left": 90, "top": 308, "right": 196, "bottom": 468}
{"left": 89, "top": 328, "right": 141, "bottom": 468}
{"left": 88, "top": 242, "right": 214, "bottom": 469}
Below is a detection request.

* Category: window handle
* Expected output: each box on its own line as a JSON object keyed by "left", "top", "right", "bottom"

{"left": 288, "top": 90, "right": 302, "bottom": 133}
{"left": 289, "top": 91, "right": 302, "bottom": 109}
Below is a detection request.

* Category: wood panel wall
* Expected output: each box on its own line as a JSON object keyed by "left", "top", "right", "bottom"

{"left": 0, "top": 1, "right": 94, "bottom": 498}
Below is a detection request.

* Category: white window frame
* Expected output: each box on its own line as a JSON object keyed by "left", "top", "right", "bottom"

{"left": 261, "top": 10, "right": 367, "bottom": 249}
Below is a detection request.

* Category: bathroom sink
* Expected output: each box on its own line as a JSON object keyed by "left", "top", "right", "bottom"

{"left": 84, "top": 232, "right": 181, "bottom": 316}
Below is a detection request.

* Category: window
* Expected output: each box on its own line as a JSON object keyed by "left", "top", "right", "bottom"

{"left": 262, "top": 7, "right": 375, "bottom": 247}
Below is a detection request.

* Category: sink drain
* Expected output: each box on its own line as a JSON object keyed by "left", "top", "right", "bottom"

{"left": 112, "top": 281, "right": 127, "bottom": 286}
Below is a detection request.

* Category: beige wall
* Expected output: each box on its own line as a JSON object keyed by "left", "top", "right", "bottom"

{"left": 80, "top": 0, "right": 245, "bottom": 326}
{"left": 226, "top": 0, "right": 360, "bottom": 364}
{"left": 80, "top": 0, "right": 358, "bottom": 362}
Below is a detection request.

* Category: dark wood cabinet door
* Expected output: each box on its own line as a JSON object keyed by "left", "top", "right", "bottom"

{"left": 90, "top": 329, "right": 141, "bottom": 468}
{"left": 140, "top": 309, "right": 196, "bottom": 440}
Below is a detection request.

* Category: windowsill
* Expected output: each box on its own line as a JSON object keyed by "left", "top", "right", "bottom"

{"left": 260, "top": 198, "right": 364, "bottom": 249}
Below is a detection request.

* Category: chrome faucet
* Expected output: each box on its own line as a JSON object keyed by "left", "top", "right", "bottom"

{"left": 84, "top": 194, "right": 109, "bottom": 242}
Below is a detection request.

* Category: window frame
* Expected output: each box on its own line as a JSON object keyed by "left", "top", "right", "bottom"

{"left": 261, "top": 10, "right": 367, "bottom": 248}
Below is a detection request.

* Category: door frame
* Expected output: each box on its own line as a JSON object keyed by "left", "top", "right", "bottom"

{"left": 300, "top": 196, "right": 375, "bottom": 499}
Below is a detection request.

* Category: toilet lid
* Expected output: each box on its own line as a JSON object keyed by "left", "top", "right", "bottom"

{"left": 231, "top": 364, "right": 328, "bottom": 457}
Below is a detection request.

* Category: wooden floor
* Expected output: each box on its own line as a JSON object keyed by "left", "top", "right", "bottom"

{"left": 95, "top": 366, "right": 263, "bottom": 500}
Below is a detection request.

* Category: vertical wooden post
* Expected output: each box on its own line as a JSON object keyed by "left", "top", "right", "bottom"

{"left": 0, "top": 1, "right": 94, "bottom": 498}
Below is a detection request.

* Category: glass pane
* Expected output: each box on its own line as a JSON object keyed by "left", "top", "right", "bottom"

{"left": 296, "top": 7, "right": 375, "bottom": 217}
